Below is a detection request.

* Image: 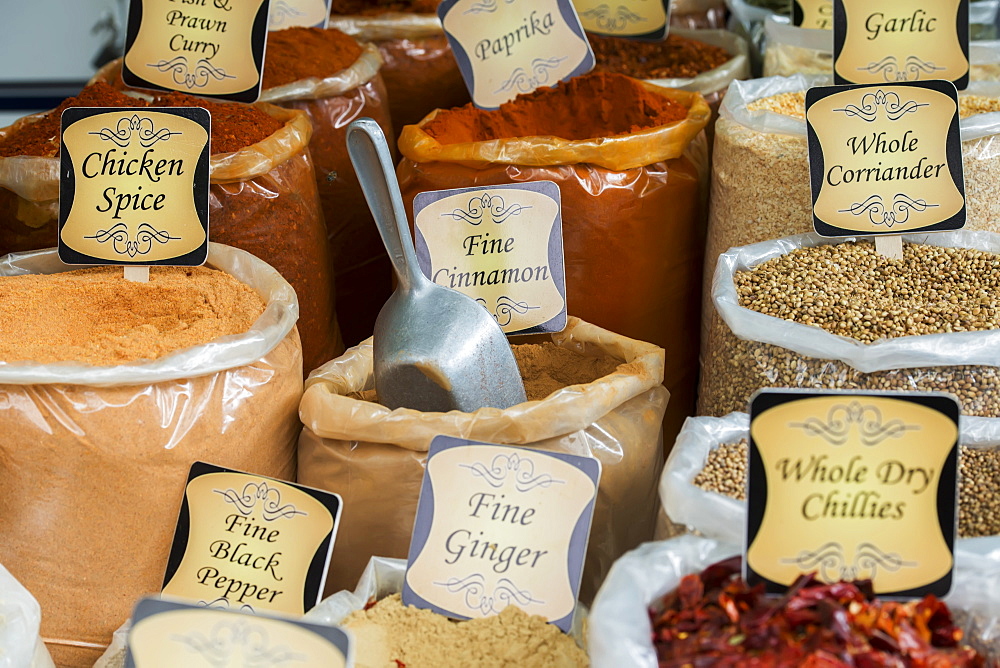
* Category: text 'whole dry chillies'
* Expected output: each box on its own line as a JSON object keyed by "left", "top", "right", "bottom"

{"left": 649, "top": 556, "right": 988, "bottom": 667}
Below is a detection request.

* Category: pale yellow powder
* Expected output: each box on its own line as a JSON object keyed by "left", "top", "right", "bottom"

{"left": 747, "top": 91, "right": 1000, "bottom": 120}
{"left": 342, "top": 594, "right": 589, "bottom": 668}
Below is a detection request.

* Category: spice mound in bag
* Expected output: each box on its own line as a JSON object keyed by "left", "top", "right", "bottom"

{"left": 0, "top": 244, "right": 303, "bottom": 668}
{"left": 700, "top": 233, "right": 1000, "bottom": 420}
{"left": 261, "top": 28, "right": 395, "bottom": 347}
{"left": 0, "top": 81, "right": 341, "bottom": 373}
{"left": 329, "top": 1, "right": 470, "bottom": 131}
{"left": 397, "top": 72, "right": 709, "bottom": 445}
{"left": 297, "top": 318, "right": 668, "bottom": 603}
{"left": 671, "top": 0, "right": 728, "bottom": 29}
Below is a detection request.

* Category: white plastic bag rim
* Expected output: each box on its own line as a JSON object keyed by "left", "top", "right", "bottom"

{"left": 259, "top": 43, "right": 383, "bottom": 103}
{"left": 0, "top": 243, "right": 298, "bottom": 385}
{"left": 721, "top": 74, "right": 1000, "bottom": 141}
{"left": 713, "top": 231, "right": 1000, "bottom": 373}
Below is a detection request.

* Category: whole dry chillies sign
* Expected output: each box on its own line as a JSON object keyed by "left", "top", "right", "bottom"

{"left": 746, "top": 391, "right": 960, "bottom": 598}
{"left": 438, "top": 0, "right": 595, "bottom": 109}
{"left": 806, "top": 80, "right": 966, "bottom": 236}
{"left": 59, "top": 107, "right": 210, "bottom": 266}
{"left": 123, "top": 0, "right": 271, "bottom": 102}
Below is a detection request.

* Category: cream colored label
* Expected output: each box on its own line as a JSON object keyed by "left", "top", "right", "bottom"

{"left": 808, "top": 84, "right": 964, "bottom": 234}
{"left": 441, "top": 0, "right": 594, "bottom": 109}
{"left": 748, "top": 396, "right": 956, "bottom": 593}
{"left": 415, "top": 186, "right": 565, "bottom": 334}
{"left": 796, "top": 0, "right": 833, "bottom": 29}
{"left": 835, "top": 0, "right": 968, "bottom": 84}
{"left": 268, "top": 0, "right": 329, "bottom": 30}
{"left": 124, "top": 0, "right": 267, "bottom": 96}
{"left": 162, "top": 472, "right": 334, "bottom": 616}
{"left": 406, "top": 444, "right": 598, "bottom": 624}
{"left": 61, "top": 111, "right": 206, "bottom": 262}
{"left": 572, "top": 0, "right": 669, "bottom": 37}
{"left": 130, "top": 609, "right": 347, "bottom": 667}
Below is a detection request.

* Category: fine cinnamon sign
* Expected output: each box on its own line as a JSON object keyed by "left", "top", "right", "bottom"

{"left": 439, "top": 0, "right": 595, "bottom": 109}
{"left": 806, "top": 81, "right": 966, "bottom": 237}
{"left": 123, "top": 0, "right": 271, "bottom": 102}
{"left": 162, "top": 463, "right": 342, "bottom": 616}
{"left": 126, "top": 598, "right": 352, "bottom": 668}
{"left": 413, "top": 182, "right": 567, "bottom": 336}
{"left": 746, "top": 391, "right": 959, "bottom": 598}
{"left": 268, "top": 0, "right": 331, "bottom": 30}
{"left": 403, "top": 436, "right": 600, "bottom": 632}
{"left": 833, "top": 0, "right": 970, "bottom": 88}
{"left": 59, "top": 107, "right": 210, "bottom": 266}
{"left": 793, "top": 0, "right": 833, "bottom": 29}
{"left": 571, "top": 0, "right": 671, "bottom": 41}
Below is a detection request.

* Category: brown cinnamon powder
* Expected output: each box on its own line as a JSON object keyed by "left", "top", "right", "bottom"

{"left": 0, "top": 266, "right": 265, "bottom": 365}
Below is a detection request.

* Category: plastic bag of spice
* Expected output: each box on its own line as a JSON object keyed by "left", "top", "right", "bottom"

{"left": 587, "top": 535, "right": 1000, "bottom": 667}
{"left": 328, "top": 11, "right": 470, "bottom": 131}
{"left": 671, "top": 0, "right": 728, "bottom": 29}
{"left": 0, "top": 564, "right": 55, "bottom": 668}
{"left": 0, "top": 243, "right": 303, "bottom": 667}
{"left": 0, "top": 83, "right": 341, "bottom": 373}
{"left": 396, "top": 72, "right": 709, "bottom": 447}
{"left": 297, "top": 317, "right": 668, "bottom": 604}
{"left": 705, "top": 75, "right": 1000, "bottom": 300}
{"left": 660, "top": 413, "right": 1000, "bottom": 545}
{"left": 700, "top": 231, "right": 1000, "bottom": 423}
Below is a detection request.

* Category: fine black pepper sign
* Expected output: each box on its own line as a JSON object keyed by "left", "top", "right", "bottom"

{"left": 59, "top": 107, "right": 210, "bottom": 267}
{"left": 806, "top": 80, "right": 966, "bottom": 238}
{"left": 571, "top": 0, "right": 672, "bottom": 41}
{"left": 125, "top": 598, "right": 352, "bottom": 667}
{"left": 793, "top": 0, "right": 833, "bottom": 29}
{"left": 438, "top": 0, "right": 595, "bottom": 110}
{"left": 413, "top": 182, "right": 567, "bottom": 336}
{"left": 746, "top": 390, "right": 959, "bottom": 598}
{"left": 832, "top": 0, "right": 970, "bottom": 88}
{"left": 122, "top": 0, "right": 271, "bottom": 102}
{"left": 268, "top": 0, "right": 331, "bottom": 30}
{"left": 403, "top": 436, "right": 600, "bottom": 632}
{"left": 162, "top": 462, "right": 342, "bottom": 616}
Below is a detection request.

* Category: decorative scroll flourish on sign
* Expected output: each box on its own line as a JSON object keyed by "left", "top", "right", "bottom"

{"left": 465, "top": 0, "right": 517, "bottom": 13}
{"left": 175, "top": 620, "right": 307, "bottom": 664}
{"left": 444, "top": 193, "right": 530, "bottom": 225}
{"left": 459, "top": 451, "right": 565, "bottom": 492}
{"left": 214, "top": 481, "right": 308, "bottom": 522}
{"left": 790, "top": 401, "right": 920, "bottom": 446}
{"left": 84, "top": 223, "right": 180, "bottom": 257}
{"left": 91, "top": 114, "right": 180, "bottom": 148}
{"left": 857, "top": 56, "right": 947, "bottom": 83}
{"left": 495, "top": 57, "right": 568, "bottom": 95}
{"left": 781, "top": 541, "right": 917, "bottom": 581}
{"left": 433, "top": 574, "right": 545, "bottom": 615}
{"left": 578, "top": 4, "right": 646, "bottom": 31}
{"left": 476, "top": 296, "right": 540, "bottom": 326}
{"left": 840, "top": 193, "right": 938, "bottom": 227}
{"left": 147, "top": 57, "right": 236, "bottom": 90}
{"left": 832, "top": 89, "right": 928, "bottom": 122}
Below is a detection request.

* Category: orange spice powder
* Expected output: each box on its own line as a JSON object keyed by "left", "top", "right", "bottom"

{"left": 262, "top": 27, "right": 365, "bottom": 89}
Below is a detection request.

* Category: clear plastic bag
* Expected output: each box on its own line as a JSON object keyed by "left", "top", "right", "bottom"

{"left": 0, "top": 244, "right": 303, "bottom": 667}
{"left": 297, "top": 318, "right": 668, "bottom": 604}
{"left": 700, "top": 232, "right": 1000, "bottom": 419}
{"left": 328, "top": 13, "right": 471, "bottom": 130}
{"left": 643, "top": 28, "right": 750, "bottom": 113}
{"left": 661, "top": 412, "right": 1000, "bottom": 544}
{"left": 0, "top": 96, "right": 340, "bottom": 373}
{"left": 587, "top": 535, "right": 1000, "bottom": 668}
{"left": 397, "top": 85, "right": 709, "bottom": 441}
{"left": 0, "top": 564, "right": 55, "bottom": 668}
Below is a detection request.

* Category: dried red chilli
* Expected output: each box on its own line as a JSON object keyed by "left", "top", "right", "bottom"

{"left": 648, "top": 557, "right": 989, "bottom": 667}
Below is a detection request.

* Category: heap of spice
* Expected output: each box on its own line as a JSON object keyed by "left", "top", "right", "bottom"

{"left": 342, "top": 594, "right": 588, "bottom": 667}
{"left": 0, "top": 267, "right": 264, "bottom": 366}
{"left": 693, "top": 439, "right": 1000, "bottom": 538}
{"left": 422, "top": 72, "right": 688, "bottom": 142}
{"left": 262, "top": 27, "right": 364, "bottom": 89}
{"left": 649, "top": 557, "right": 988, "bottom": 666}
{"left": 590, "top": 33, "right": 731, "bottom": 79}
{"left": 330, "top": 0, "right": 438, "bottom": 13}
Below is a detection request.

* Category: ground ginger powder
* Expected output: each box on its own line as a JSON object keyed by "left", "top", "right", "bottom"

{"left": 0, "top": 266, "right": 265, "bottom": 365}
{"left": 343, "top": 594, "right": 589, "bottom": 668}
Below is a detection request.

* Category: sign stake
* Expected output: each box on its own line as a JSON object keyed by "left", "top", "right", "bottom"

{"left": 124, "top": 266, "right": 150, "bottom": 283}
{"left": 875, "top": 235, "right": 903, "bottom": 260}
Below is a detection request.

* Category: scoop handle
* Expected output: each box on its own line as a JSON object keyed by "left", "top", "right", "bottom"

{"left": 346, "top": 118, "right": 427, "bottom": 292}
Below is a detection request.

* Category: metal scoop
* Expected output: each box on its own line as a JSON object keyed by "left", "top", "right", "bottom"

{"left": 346, "top": 118, "right": 527, "bottom": 413}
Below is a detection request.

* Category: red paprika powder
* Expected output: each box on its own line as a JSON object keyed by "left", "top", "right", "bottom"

{"left": 263, "top": 27, "right": 364, "bottom": 89}
{"left": 590, "top": 32, "right": 732, "bottom": 80}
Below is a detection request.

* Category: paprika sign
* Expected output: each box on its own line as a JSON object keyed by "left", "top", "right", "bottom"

{"left": 746, "top": 390, "right": 959, "bottom": 598}
{"left": 123, "top": 0, "right": 271, "bottom": 102}
{"left": 126, "top": 598, "right": 352, "bottom": 668}
{"left": 832, "top": 0, "right": 969, "bottom": 88}
{"left": 59, "top": 107, "right": 210, "bottom": 266}
{"left": 572, "top": 0, "right": 671, "bottom": 41}
{"left": 403, "top": 436, "right": 600, "bottom": 632}
{"left": 438, "top": 0, "right": 595, "bottom": 109}
{"left": 413, "top": 182, "right": 567, "bottom": 336}
{"left": 268, "top": 0, "right": 331, "bottom": 30}
{"left": 793, "top": 0, "right": 833, "bottom": 29}
{"left": 806, "top": 81, "right": 965, "bottom": 236}
{"left": 162, "top": 462, "right": 342, "bottom": 617}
